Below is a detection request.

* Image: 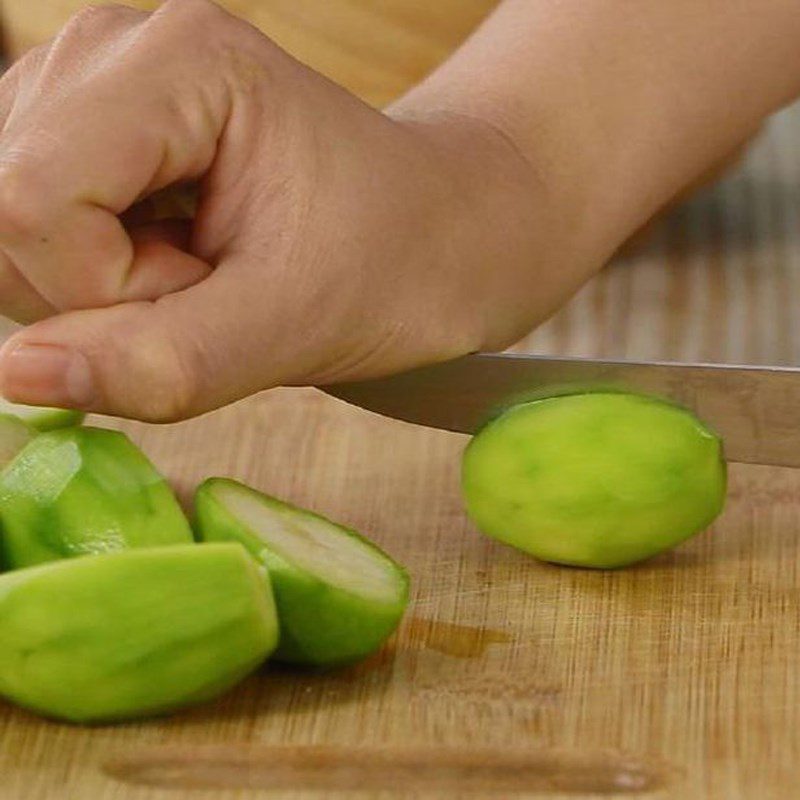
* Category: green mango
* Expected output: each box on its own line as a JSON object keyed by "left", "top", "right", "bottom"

{"left": 195, "top": 478, "right": 409, "bottom": 667}
{"left": 0, "top": 543, "right": 278, "bottom": 723}
{"left": 0, "top": 427, "right": 193, "bottom": 569}
{"left": 461, "top": 392, "right": 727, "bottom": 569}
{"left": 0, "top": 413, "right": 35, "bottom": 470}
{"left": 0, "top": 397, "right": 84, "bottom": 431}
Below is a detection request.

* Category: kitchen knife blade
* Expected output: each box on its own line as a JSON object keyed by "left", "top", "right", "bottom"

{"left": 321, "top": 353, "right": 800, "bottom": 467}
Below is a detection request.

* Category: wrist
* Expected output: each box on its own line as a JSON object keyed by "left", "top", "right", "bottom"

{"left": 385, "top": 100, "right": 609, "bottom": 352}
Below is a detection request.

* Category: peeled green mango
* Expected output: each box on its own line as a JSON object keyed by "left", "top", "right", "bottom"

{"left": 0, "top": 397, "right": 84, "bottom": 431}
{"left": 195, "top": 478, "right": 409, "bottom": 667}
{"left": 0, "top": 543, "right": 278, "bottom": 723}
{"left": 461, "top": 392, "right": 727, "bottom": 569}
{"left": 0, "top": 427, "right": 194, "bottom": 569}
{"left": 0, "top": 414, "right": 35, "bottom": 469}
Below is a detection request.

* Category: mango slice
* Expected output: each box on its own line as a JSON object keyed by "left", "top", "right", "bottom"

{"left": 0, "top": 427, "right": 193, "bottom": 569}
{"left": 0, "top": 543, "right": 278, "bottom": 723}
{"left": 0, "top": 398, "right": 84, "bottom": 431}
{"left": 195, "top": 478, "right": 409, "bottom": 666}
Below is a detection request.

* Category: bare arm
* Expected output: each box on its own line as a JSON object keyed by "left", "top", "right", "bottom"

{"left": 397, "top": 0, "right": 800, "bottom": 255}
{"left": 0, "top": 0, "right": 797, "bottom": 420}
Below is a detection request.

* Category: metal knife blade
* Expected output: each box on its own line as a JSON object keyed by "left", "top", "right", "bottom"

{"left": 321, "top": 353, "right": 800, "bottom": 467}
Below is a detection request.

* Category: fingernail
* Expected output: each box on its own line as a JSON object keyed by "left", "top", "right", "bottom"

{"left": 1, "top": 343, "right": 95, "bottom": 407}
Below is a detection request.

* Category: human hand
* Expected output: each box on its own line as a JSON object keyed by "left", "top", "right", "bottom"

{"left": 0, "top": 0, "right": 563, "bottom": 421}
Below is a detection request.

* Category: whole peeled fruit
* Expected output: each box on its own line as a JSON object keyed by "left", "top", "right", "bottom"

{"left": 461, "top": 392, "right": 726, "bottom": 568}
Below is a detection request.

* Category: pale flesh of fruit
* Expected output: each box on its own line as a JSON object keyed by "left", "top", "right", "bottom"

{"left": 195, "top": 478, "right": 409, "bottom": 666}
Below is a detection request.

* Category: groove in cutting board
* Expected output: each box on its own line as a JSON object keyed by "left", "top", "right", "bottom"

{"left": 104, "top": 744, "right": 678, "bottom": 794}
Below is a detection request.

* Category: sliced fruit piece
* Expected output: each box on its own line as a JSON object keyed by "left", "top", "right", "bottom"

{"left": 0, "top": 426, "right": 194, "bottom": 569}
{"left": 461, "top": 392, "right": 727, "bottom": 569}
{"left": 195, "top": 478, "right": 409, "bottom": 666}
{"left": 0, "top": 543, "right": 278, "bottom": 723}
{"left": 0, "top": 397, "right": 84, "bottom": 431}
{"left": 0, "top": 413, "right": 34, "bottom": 469}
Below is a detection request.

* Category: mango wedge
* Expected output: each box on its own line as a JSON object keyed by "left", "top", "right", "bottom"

{"left": 0, "top": 544, "right": 278, "bottom": 723}
{"left": 0, "top": 427, "right": 193, "bottom": 569}
{"left": 0, "top": 398, "right": 84, "bottom": 431}
{"left": 196, "top": 478, "right": 409, "bottom": 666}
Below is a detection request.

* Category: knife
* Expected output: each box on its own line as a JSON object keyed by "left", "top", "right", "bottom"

{"left": 321, "top": 353, "right": 800, "bottom": 468}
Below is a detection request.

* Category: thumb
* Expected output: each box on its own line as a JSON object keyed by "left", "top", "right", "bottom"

{"left": 0, "top": 272, "right": 274, "bottom": 422}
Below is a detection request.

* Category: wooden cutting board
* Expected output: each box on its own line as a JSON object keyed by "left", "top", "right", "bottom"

{"left": 3, "top": 3, "right": 800, "bottom": 798}
{"left": 0, "top": 387, "right": 797, "bottom": 800}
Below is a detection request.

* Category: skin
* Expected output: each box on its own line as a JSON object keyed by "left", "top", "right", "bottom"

{"left": 0, "top": 0, "right": 799, "bottom": 421}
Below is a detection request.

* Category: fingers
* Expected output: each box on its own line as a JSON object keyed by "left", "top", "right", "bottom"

{"left": 128, "top": 218, "right": 193, "bottom": 252}
{"left": 0, "top": 267, "right": 266, "bottom": 421}
{"left": 0, "top": 253, "right": 56, "bottom": 324}
{"left": 123, "top": 222, "right": 211, "bottom": 302}
{"left": 0, "top": 39, "right": 52, "bottom": 131}
{"left": 0, "top": 214, "right": 200, "bottom": 323}
{"left": 0, "top": 0, "right": 236, "bottom": 312}
{"left": 0, "top": 63, "right": 21, "bottom": 132}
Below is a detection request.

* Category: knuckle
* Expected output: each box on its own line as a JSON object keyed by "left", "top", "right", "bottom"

{"left": 136, "top": 366, "right": 196, "bottom": 424}
{"left": 65, "top": 285, "right": 120, "bottom": 312}
{"left": 161, "top": 0, "right": 223, "bottom": 17}
{"left": 129, "top": 339, "right": 198, "bottom": 424}
{"left": 91, "top": 304, "right": 201, "bottom": 423}
{"left": 152, "top": 0, "right": 271, "bottom": 87}
{"left": 158, "top": 0, "right": 228, "bottom": 26}
{"left": 157, "top": 0, "right": 254, "bottom": 54}
{"left": 143, "top": 0, "right": 238, "bottom": 68}
{"left": 62, "top": 4, "right": 132, "bottom": 34}
{"left": 135, "top": 387, "right": 194, "bottom": 424}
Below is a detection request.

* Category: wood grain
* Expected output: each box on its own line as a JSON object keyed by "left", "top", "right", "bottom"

{"left": 2, "top": 2, "right": 800, "bottom": 799}
{"left": 0, "top": 388, "right": 797, "bottom": 800}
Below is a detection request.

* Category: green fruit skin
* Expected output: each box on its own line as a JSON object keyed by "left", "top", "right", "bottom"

{"left": 0, "top": 398, "right": 84, "bottom": 431}
{"left": 23, "top": 408, "right": 86, "bottom": 433}
{"left": 461, "top": 393, "right": 727, "bottom": 569}
{"left": 24, "top": 409, "right": 85, "bottom": 432}
{"left": 195, "top": 478, "right": 409, "bottom": 667}
{"left": 0, "top": 427, "right": 194, "bottom": 569}
{"left": 0, "top": 543, "right": 279, "bottom": 723}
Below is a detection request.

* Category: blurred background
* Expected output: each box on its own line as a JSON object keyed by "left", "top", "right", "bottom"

{"left": 3, "top": 0, "right": 800, "bottom": 367}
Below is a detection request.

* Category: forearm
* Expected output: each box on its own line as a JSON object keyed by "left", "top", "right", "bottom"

{"left": 392, "top": 0, "right": 800, "bottom": 263}
{"left": 2, "top": 0, "right": 799, "bottom": 420}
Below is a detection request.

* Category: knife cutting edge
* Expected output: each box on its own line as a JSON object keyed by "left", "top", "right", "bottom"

{"left": 321, "top": 353, "right": 800, "bottom": 468}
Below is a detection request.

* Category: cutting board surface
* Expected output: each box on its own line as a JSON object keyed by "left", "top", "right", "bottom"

{"left": 2, "top": 3, "right": 800, "bottom": 798}
{"left": 0, "top": 387, "right": 795, "bottom": 800}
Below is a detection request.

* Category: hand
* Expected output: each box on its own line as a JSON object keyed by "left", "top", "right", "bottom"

{"left": 0, "top": 0, "right": 559, "bottom": 421}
